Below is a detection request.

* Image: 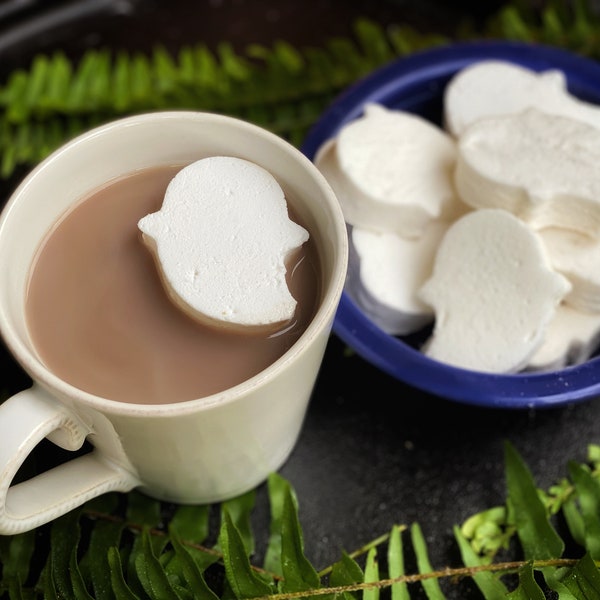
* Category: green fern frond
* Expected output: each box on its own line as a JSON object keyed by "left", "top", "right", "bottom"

{"left": 0, "top": 18, "right": 447, "bottom": 180}
{"left": 3, "top": 446, "right": 600, "bottom": 599}
{"left": 485, "top": 0, "right": 600, "bottom": 55}
{"left": 3, "top": 1, "right": 600, "bottom": 181}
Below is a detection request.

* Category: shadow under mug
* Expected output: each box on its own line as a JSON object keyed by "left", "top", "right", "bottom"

{"left": 0, "top": 111, "right": 348, "bottom": 535}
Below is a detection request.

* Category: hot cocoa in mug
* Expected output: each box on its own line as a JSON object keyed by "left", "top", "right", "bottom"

{"left": 0, "top": 112, "right": 348, "bottom": 534}
{"left": 26, "top": 163, "right": 321, "bottom": 404}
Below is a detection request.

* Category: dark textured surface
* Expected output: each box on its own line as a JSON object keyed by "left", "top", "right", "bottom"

{"left": 282, "top": 336, "right": 594, "bottom": 566}
{"left": 0, "top": 2, "right": 597, "bottom": 597}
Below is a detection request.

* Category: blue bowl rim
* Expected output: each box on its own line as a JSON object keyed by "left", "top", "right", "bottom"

{"left": 301, "top": 39, "right": 600, "bottom": 409}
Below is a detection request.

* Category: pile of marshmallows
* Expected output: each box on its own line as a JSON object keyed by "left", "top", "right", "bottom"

{"left": 315, "top": 59, "right": 600, "bottom": 374}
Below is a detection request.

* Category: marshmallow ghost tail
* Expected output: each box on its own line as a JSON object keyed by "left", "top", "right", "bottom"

{"left": 138, "top": 157, "right": 309, "bottom": 333}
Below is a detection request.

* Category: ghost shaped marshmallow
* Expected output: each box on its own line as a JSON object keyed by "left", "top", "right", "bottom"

{"left": 314, "top": 103, "right": 463, "bottom": 239}
{"left": 419, "top": 208, "right": 570, "bottom": 373}
{"left": 444, "top": 59, "right": 600, "bottom": 137}
{"left": 138, "top": 156, "right": 309, "bottom": 333}
{"left": 455, "top": 108, "right": 600, "bottom": 238}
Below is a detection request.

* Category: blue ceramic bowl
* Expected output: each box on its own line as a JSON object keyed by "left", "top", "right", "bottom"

{"left": 301, "top": 40, "right": 600, "bottom": 409}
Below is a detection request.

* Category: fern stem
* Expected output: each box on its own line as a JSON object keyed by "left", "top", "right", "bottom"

{"left": 317, "top": 530, "right": 400, "bottom": 578}
{"left": 250, "top": 558, "right": 592, "bottom": 600}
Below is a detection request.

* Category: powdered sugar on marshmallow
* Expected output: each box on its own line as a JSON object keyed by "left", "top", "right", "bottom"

{"left": 527, "top": 303, "right": 600, "bottom": 371}
{"left": 315, "top": 103, "right": 463, "bottom": 238}
{"left": 456, "top": 108, "right": 600, "bottom": 237}
{"left": 540, "top": 227, "right": 600, "bottom": 313}
{"left": 444, "top": 60, "right": 600, "bottom": 137}
{"left": 138, "top": 156, "right": 309, "bottom": 332}
{"left": 419, "top": 209, "right": 570, "bottom": 373}
{"left": 311, "top": 59, "right": 600, "bottom": 373}
{"left": 347, "top": 221, "right": 448, "bottom": 335}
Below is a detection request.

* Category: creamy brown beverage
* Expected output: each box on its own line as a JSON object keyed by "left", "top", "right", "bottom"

{"left": 25, "top": 164, "right": 321, "bottom": 404}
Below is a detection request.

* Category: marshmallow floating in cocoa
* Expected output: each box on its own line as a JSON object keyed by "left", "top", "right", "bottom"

{"left": 138, "top": 156, "right": 309, "bottom": 333}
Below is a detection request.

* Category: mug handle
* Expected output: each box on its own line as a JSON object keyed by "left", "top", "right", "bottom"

{"left": 0, "top": 385, "right": 139, "bottom": 535}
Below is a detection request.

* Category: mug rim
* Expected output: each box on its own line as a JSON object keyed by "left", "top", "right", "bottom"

{"left": 0, "top": 110, "right": 348, "bottom": 416}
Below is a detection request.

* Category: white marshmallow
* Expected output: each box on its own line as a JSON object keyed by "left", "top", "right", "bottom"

{"left": 527, "top": 303, "right": 600, "bottom": 371}
{"left": 138, "top": 156, "right": 309, "bottom": 332}
{"left": 347, "top": 220, "right": 449, "bottom": 335}
{"left": 455, "top": 108, "right": 600, "bottom": 237}
{"left": 315, "top": 103, "right": 463, "bottom": 238}
{"left": 539, "top": 227, "right": 600, "bottom": 313}
{"left": 444, "top": 60, "right": 600, "bottom": 137}
{"left": 311, "top": 65, "right": 600, "bottom": 372}
{"left": 419, "top": 209, "right": 571, "bottom": 373}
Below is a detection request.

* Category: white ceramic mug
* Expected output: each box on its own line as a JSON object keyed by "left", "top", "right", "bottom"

{"left": 0, "top": 111, "right": 348, "bottom": 535}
